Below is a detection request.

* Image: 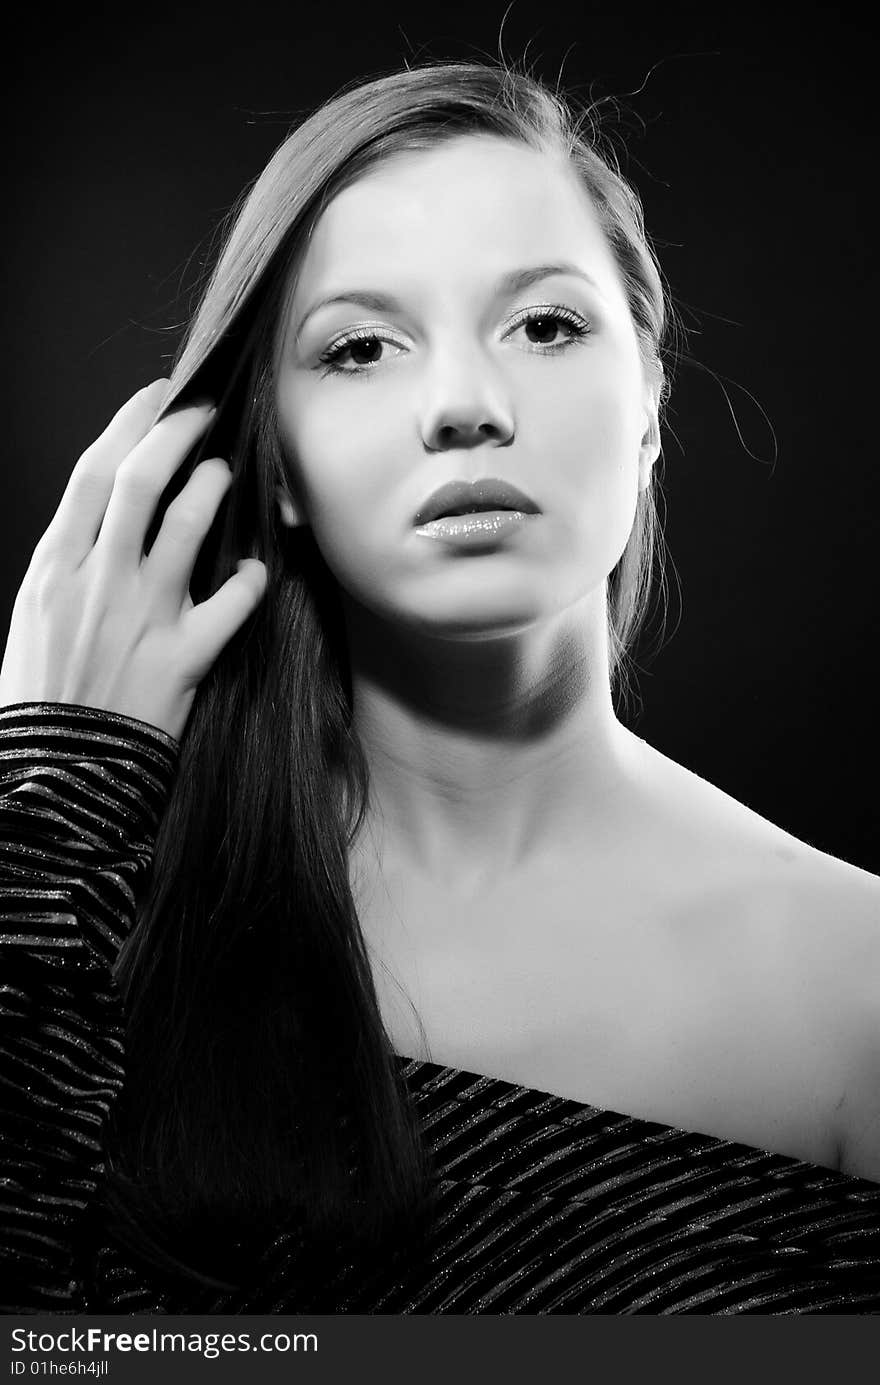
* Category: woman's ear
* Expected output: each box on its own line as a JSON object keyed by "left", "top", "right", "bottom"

{"left": 638, "top": 398, "right": 662, "bottom": 494}
{"left": 275, "top": 483, "right": 308, "bottom": 529}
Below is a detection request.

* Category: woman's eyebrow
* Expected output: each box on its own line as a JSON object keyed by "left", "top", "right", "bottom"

{"left": 293, "top": 262, "right": 603, "bottom": 338}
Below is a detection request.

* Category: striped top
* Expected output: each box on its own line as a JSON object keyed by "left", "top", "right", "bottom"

{"left": 2, "top": 702, "right": 880, "bottom": 1314}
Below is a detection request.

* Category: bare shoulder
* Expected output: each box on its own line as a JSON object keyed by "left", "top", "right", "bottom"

{"left": 637, "top": 737, "right": 880, "bottom": 1181}
{"left": 787, "top": 847, "right": 880, "bottom": 1183}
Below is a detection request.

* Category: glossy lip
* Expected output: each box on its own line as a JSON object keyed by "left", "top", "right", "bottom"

{"left": 414, "top": 510, "right": 537, "bottom": 548}
{"left": 413, "top": 477, "right": 540, "bottom": 527}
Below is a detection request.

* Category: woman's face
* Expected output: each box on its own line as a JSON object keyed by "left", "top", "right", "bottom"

{"left": 274, "top": 134, "right": 659, "bottom": 638}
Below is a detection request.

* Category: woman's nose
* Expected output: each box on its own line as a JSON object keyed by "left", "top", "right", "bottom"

{"left": 419, "top": 356, "right": 515, "bottom": 452}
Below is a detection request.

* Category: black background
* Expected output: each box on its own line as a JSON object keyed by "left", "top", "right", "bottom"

{"left": 3, "top": 1, "right": 877, "bottom": 872}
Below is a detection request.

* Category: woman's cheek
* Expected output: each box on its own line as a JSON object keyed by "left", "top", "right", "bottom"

{"left": 312, "top": 522, "right": 397, "bottom": 613}
{"left": 301, "top": 474, "right": 386, "bottom": 594}
{"left": 281, "top": 408, "right": 360, "bottom": 521}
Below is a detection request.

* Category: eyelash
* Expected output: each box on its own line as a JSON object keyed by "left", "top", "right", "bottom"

{"left": 317, "top": 304, "right": 592, "bottom": 377}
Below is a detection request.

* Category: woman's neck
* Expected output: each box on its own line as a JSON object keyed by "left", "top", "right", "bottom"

{"left": 341, "top": 590, "right": 644, "bottom": 894}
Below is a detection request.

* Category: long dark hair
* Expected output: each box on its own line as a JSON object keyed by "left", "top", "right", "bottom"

{"left": 101, "top": 55, "right": 682, "bottom": 1299}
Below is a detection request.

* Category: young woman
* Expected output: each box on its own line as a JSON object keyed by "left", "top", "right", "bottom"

{"left": 2, "top": 58, "right": 879, "bottom": 1314}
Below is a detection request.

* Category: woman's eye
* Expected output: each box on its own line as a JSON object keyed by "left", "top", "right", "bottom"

{"left": 319, "top": 329, "right": 403, "bottom": 374}
{"left": 317, "top": 305, "right": 591, "bottom": 377}
{"left": 515, "top": 308, "right": 591, "bottom": 349}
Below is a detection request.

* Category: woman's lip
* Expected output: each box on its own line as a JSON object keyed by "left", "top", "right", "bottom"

{"left": 414, "top": 510, "right": 538, "bottom": 547}
{"left": 414, "top": 479, "right": 540, "bottom": 525}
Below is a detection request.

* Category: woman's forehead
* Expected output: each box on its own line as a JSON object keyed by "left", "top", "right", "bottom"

{"left": 290, "top": 137, "right": 616, "bottom": 309}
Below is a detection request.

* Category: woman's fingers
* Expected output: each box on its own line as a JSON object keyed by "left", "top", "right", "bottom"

{"left": 0, "top": 378, "right": 269, "bottom": 742}
{"left": 143, "top": 456, "right": 235, "bottom": 606}
{"left": 180, "top": 559, "right": 268, "bottom": 685}
{"left": 35, "top": 380, "right": 171, "bottom": 567}
{"left": 94, "top": 401, "right": 218, "bottom": 569}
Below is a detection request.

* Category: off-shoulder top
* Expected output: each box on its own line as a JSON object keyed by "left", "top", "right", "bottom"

{"left": 2, "top": 703, "right": 880, "bottom": 1314}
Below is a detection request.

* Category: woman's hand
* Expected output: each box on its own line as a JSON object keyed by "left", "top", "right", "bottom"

{"left": 0, "top": 379, "right": 267, "bottom": 743}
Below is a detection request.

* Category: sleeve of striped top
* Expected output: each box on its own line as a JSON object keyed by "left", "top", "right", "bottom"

{"left": 0, "top": 701, "right": 180, "bottom": 1311}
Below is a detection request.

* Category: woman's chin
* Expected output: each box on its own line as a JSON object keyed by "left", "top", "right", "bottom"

{"left": 392, "top": 606, "right": 546, "bottom": 643}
